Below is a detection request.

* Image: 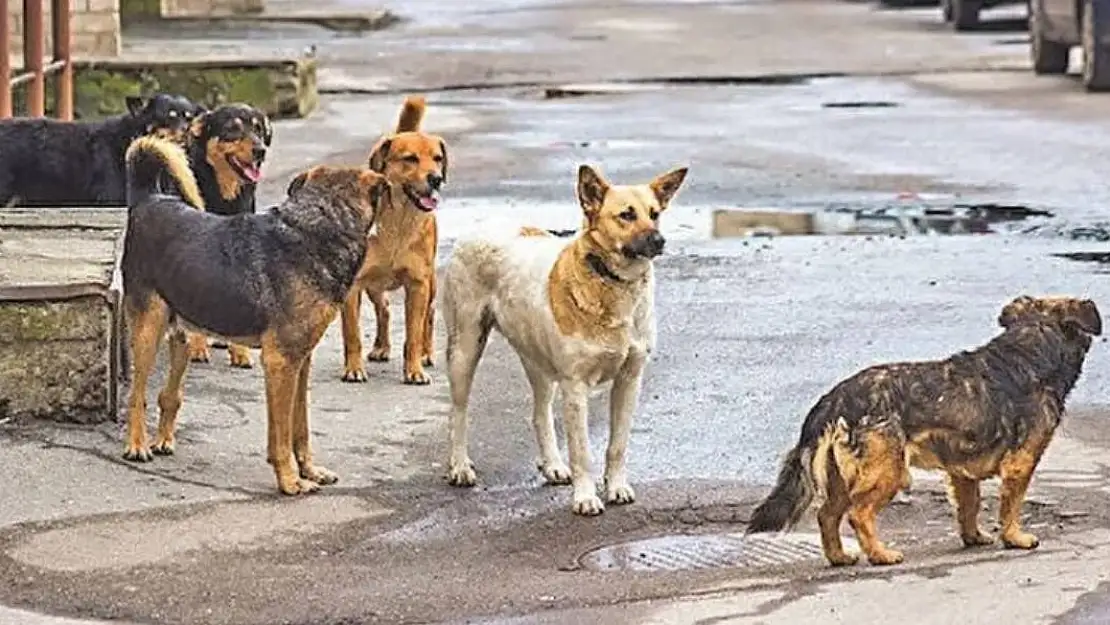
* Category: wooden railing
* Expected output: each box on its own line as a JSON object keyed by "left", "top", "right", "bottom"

{"left": 0, "top": 0, "right": 73, "bottom": 120}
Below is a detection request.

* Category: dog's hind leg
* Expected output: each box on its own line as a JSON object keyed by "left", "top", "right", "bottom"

{"left": 340, "top": 290, "right": 369, "bottom": 382}
{"left": 947, "top": 475, "right": 994, "bottom": 547}
{"left": 520, "top": 357, "right": 570, "bottom": 486}
{"left": 367, "top": 289, "right": 392, "bottom": 362}
{"left": 839, "top": 420, "right": 907, "bottom": 565}
{"left": 445, "top": 306, "right": 492, "bottom": 488}
{"left": 122, "top": 295, "right": 170, "bottom": 462}
{"left": 151, "top": 329, "right": 191, "bottom": 456}
{"left": 817, "top": 464, "right": 859, "bottom": 566}
{"left": 292, "top": 353, "right": 338, "bottom": 486}
{"left": 603, "top": 353, "right": 648, "bottom": 506}
{"left": 562, "top": 381, "right": 603, "bottom": 516}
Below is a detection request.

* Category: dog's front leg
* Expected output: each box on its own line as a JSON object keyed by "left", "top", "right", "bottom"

{"left": 402, "top": 279, "right": 432, "bottom": 385}
{"left": 604, "top": 353, "right": 647, "bottom": 506}
{"left": 340, "top": 289, "right": 368, "bottom": 382}
{"left": 261, "top": 339, "right": 318, "bottom": 496}
{"left": 562, "top": 381, "right": 603, "bottom": 516}
{"left": 293, "top": 353, "right": 338, "bottom": 486}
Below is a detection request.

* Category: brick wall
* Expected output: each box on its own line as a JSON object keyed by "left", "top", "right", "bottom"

{"left": 7, "top": 0, "right": 121, "bottom": 59}
{"left": 159, "top": 0, "right": 262, "bottom": 17}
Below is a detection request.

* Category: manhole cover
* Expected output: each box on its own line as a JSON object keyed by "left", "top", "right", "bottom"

{"left": 578, "top": 532, "right": 859, "bottom": 572}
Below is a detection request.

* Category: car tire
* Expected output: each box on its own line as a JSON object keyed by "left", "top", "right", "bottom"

{"left": 1082, "top": 2, "right": 1110, "bottom": 90}
{"left": 1031, "top": 11, "right": 1071, "bottom": 73}
{"left": 951, "top": 0, "right": 982, "bottom": 30}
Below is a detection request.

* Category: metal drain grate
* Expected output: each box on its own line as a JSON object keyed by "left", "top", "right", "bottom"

{"left": 579, "top": 532, "right": 860, "bottom": 572}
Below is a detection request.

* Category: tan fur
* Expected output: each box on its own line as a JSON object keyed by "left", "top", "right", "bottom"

{"left": 125, "top": 136, "right": 205, "bottom": 210}
{"left": 442, "top": 163, "right": 688, "bottom": 516}
{"left": 339, "top": 95, "right": 447, "bottom": 385}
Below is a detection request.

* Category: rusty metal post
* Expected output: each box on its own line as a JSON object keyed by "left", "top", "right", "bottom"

{"left": 51, "top": 0, "right": 69, "bottom": 120}
{"left": 0, "top": 0, "right": 11, "bottom": 118}
{"left": 22, "top": 0, "right": 43, "bottom": 117}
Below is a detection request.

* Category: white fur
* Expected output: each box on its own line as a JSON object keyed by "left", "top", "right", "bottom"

{"left": 441, "top": 232, "right": 656, "bottom": 516}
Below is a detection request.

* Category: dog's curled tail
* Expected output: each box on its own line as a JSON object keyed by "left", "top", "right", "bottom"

{"left": 746, "top": 406, "right": 844, "bottom": 535}
{"left": 396, "top": 95, "right": 426, "bottom": 133}
{"left": 125, "top": 135, "right": 205, "bottom": 210}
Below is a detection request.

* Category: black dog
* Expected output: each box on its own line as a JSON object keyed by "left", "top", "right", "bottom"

{"left": 0, "top": 93, "right": 203, "bottom": 207}
{"left": 186, "top": 103, "right": 272, "bottom": 216}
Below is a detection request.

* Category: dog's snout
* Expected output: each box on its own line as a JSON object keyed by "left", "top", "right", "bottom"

{"left": 645, "top": 230, "right": 665, "bottom": 255}
{"left": 427, "top": 172, "right": 444, "bottom": 191}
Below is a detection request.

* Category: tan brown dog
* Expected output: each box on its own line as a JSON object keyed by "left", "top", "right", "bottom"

{"left": 121, "top": 134, "right": 385, "bottom": 495}
{"left": 748, "top": 295, "right": 1101, "bottom": 566}
{"left": 338, "top": 95, "right": 447, "bottom": 385}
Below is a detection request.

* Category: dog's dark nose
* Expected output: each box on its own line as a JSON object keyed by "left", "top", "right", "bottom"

{"left": 645, "top": 230, "right": 665, "bottom": 256}
{"left": 252, "top": 145, "right": 267, "bottom": 163}
{"left": 427, "top": 172, "right": 444, "bottom": 191}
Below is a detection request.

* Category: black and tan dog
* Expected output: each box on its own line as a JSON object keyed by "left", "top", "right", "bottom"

{"left": 120, "top": 135, "right": 385, "bottom": 495}
{"left": 748, "top": 295, "right": 1101, "bottom": 567}
{"left": 339, "top": 95, "right": 447, "bottom": 385}
{"left": 0, "top": 93, "right": 202, "bottom": 207}
{"left": 177, "top": 103, "right": 274, "bottom": 368}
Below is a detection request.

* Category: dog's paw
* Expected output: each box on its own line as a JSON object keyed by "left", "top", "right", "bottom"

{"left": 367, "top": 347, "right": 391, "bottom": 362}
{"left": 150, "top": 437, "right": 175, "bottom": 456}
{"left": 1002, "top": 531, "right": 1040, "bottom": 550}
{"left": 572, "top": 494, "right": 605, "bottom": 517}
{"left": 122, "top": 443, "right": 154, "bottom": 463}
{"left": 605, "top": 481, "right": 636, "bottom": 506}
{"left": 826, "top": 551, "right": 860, "bottom": 567}
{"left": 278, "top": 476, "right": 321, "bottom": 496}
{"left": 866, "top": 548, "right": 904, "bottom": 566}
{"left": 301, "top": 464, "right": 339, "bottom": 486}
{"left": 227, "top": 347, "right": 254, "bottom": 369}
{"left": 961, "top": 530, "right": 995, "bottom": 547}
{"left": 537, "top": 460, "right": 572, "bottom": 485}
{"left": 187, "top": 345, "right": 211, "bottom": 363}
{"left": 341, "top": 367, "right": 368, "bottom": 383}
{"left": 403, "top": 370, "right": 431, "bottom": 385}
{"left": 447, "top": 460, "right": 477, "bottom": 487}
{"left": 422, "top": 355, "right": 435, "bottom": 368}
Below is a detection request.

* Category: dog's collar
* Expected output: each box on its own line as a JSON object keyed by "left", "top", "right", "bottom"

{"left": 586, "top": 253, "right": 624, "bottom": 283}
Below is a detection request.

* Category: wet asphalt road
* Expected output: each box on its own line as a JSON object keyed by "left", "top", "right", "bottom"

{"left": 9, "top": 0, "right": 1110, "bottom": 623}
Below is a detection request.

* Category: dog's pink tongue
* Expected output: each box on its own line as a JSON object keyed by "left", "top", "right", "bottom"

{"left": 419, "top": 195, "right": 439, "bottom": 211}
{"left": 243, "top": 164, "right": 263, "bottom": 183}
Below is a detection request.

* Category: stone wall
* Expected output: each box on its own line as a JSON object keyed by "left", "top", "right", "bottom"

{"left": 159, "top": 0, "right": 262, "bottom": 17}
{"left": 7, "top": 0, "right": 121, "bottom": 59}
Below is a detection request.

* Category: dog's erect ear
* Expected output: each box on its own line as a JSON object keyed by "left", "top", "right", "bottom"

{"left": 998, "top": 295, "right": 1036, "bottom": 329}
{"left": 438, "top": 139, "right": 449, "bottom": 184}
{"left": 1067, "top": 298, "right": 1103, "bottom": 336}
{"left": 286, "top": 170, "right": 310, "bottom": 197}
{"left": 649, "top": 166, "right": 688, "bottom": 209}
{"left": 368, "top": 137, "right": 392, "bottom": 173}
{"left": 125, "top": 96, "right": 147, "bottom": 117}
{"left": 576, "top": 164, "right": 610, "bottom": 218}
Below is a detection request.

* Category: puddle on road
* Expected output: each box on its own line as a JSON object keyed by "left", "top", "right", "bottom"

{"left": 579, "top": 532, "right": 859, "bottom": 572}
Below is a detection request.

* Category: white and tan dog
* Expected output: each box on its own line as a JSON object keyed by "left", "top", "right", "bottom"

{"left": 441, "top": 163, "right": 688, "bottom": 516}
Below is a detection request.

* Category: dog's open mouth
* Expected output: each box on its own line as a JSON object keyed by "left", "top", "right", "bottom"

{"left": 404, "top": 185, "right": 440, "bottom": 212}
{"left": 227, "top": 155, "right": 263, "bottom": 184}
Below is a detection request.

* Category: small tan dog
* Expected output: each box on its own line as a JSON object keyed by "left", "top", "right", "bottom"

{"left": 339, "top": 95, "right": 446, "bottom": 385}
{"left": 441, "top": 163, "right": 688, "bottom": 516}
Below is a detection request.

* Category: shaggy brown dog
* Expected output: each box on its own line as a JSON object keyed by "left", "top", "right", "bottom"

{"left": 120, "top": 135, "right": 385, "bottom": 495}
{"left": 338, "top": 95, "right": 447, "bottom": 385}
{"left": 747, "top": 295, "right": 1101, "bottom": 567}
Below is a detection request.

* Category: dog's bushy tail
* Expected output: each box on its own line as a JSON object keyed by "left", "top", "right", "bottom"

{"left": 396, "top": 95, "right": 426, "bottom": 133}
{"left": 126, "top": 135, "right": 205, "bottom": 210}
{"left": 747, "top": 400, "right": 843, "bottom": 534}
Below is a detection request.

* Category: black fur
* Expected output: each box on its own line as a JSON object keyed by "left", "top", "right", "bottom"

{"left": 0, "top": 93, "right": 201, "bottom": 207}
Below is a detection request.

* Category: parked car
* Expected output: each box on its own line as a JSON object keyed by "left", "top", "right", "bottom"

{"left": 941, "top": 0, "right": 1028, "bottom": 31}
{"left": 1030, "top": 0, "right": 1110, "bottom": 90}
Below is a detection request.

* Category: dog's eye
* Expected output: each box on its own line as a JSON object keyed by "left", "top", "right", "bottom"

{"left": 619, "top": 208, "right": 637, "bottom": 222}
{"left": 649, "top": 210, "right": 659, "bottom": 221}
{"left": 433, "top": 155, "right": 444, "bottom": 163}
{"left": 403, "top": 154, "right": 420, "bottom": 164}
{"left": 168, "top": 111, "right": 178, "bottom": 118}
